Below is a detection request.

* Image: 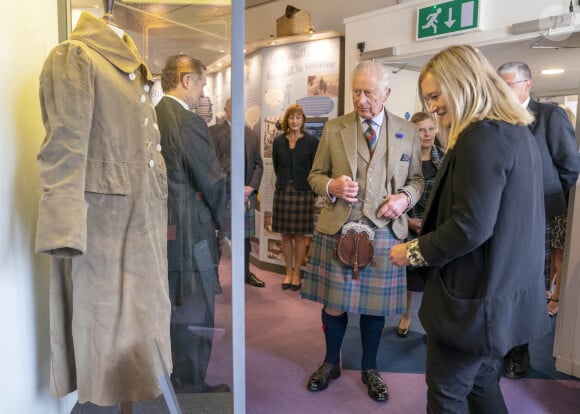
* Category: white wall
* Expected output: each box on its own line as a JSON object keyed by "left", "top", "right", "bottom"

{"left": 245, "top": 0, "right": 397, "bottom": 43}
{"left": 343, "top": 0, "right": 580, "bottom": 113}
{"left": 1, "top": 1, "right": 69, "bottom": 413}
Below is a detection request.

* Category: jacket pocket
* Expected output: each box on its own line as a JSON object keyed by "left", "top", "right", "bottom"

{"left": 419, "top": 272, "right": 489, "bottom": 354}
{"left": 85, "top": 159, "right": 131, "bottom": 195}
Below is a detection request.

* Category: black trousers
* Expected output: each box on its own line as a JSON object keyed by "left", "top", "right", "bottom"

{"left": 426, "top": 336, "right": 508, "bottom": 414}
{"left": 169, "top": 269, "right": 215, "bottom": 389}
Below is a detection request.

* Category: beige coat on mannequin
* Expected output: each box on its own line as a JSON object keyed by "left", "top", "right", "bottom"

{"left": 36, "top": 12, "right": 171, "bottom": 406}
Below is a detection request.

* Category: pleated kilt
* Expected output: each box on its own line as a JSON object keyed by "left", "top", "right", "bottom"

{"left": 272, "top": 182, "right": 316, "bottom": 234}
{"left": 301, "top": 224, "right": 406, "bottom": 316}
{"left": 222, "top": 194, "right": 256, "bottom": 238}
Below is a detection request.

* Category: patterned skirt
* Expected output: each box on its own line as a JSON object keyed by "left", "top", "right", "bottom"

{"left": 222, "top": 194, "right": 256, "bottom": 239}
{"left": 272, "top": 183, "right": 316, "bottom": 234}
{"left": 301, "top": 224, "right": 406, "bottom": 316}
{"left": 551, "top": 213, "right": 567, "bottom": 250}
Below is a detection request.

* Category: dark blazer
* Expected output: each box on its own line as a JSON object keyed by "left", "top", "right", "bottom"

{"left": 418, "top": 120, "right": 550, "bottom": 356}
{"left": 528, "top": 99, "right": 580, "bottom": 217}
{"left": 272, "top": 132, "right": 319, "bottom": 190}
{"left": 156, "top": 96, "right": 226, "bottom": 276}
{"left": 210, "top": 121, "right": 264, "bottom": 192}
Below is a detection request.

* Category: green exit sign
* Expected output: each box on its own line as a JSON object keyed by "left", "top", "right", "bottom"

{"left": 417, "top": 0, "right": 480, "bottom": 40}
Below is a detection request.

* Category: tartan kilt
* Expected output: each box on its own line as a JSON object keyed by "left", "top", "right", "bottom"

{"left": 272, "top": 183, "right": 316, "bottom": 234}
{"left": 301, "top": 225, "right": 406, "bottom": 316}
{"left": 222, "top": 194, "right": 256, "bottom": 239}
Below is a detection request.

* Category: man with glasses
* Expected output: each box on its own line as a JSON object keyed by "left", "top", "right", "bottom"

{"left": 302, "top": 60, "right": 423, "bottom": 402}
{"left": 497, "top": 60, "right": 580, "bottom": 379}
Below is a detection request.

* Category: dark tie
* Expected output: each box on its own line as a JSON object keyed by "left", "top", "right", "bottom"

{"left": 364, "top": 119, "right": 377, "bottom": 156}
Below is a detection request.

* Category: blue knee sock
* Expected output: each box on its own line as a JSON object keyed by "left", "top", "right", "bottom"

{"left": 322, "top": 309, "right": 348, "bottom": 366}
{"left": 360, "top": 314, "right": 385, "bottom": 371}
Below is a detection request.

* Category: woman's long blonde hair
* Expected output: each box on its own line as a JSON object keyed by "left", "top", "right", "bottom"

{"left": 418, "top": 45, "right": 534, "bottom": 149}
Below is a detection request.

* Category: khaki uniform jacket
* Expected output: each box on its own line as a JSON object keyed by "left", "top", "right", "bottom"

{"left": 309, "top": 110, "right": 423, "bottom": 239}
{"left": 35, "top": 12, "right": 171, "bottom": 405}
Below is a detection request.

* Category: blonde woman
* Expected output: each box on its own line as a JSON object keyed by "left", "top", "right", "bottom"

{"left": 390, "top": 45, "right": 551, "bottom": 413}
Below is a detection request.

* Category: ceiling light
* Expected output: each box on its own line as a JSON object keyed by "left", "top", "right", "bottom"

{"left": 541, "top": 68, "right": 565, "bottom": 75}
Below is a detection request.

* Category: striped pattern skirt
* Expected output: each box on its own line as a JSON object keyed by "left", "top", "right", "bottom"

{"left": 222, "top": 194, "right": 256, "bottom": 239}
{"left": 272, "top": 183, "right": 316, "bottom": 234}
{"left": 301, "top": 224, "right": 406, "bottom": 316}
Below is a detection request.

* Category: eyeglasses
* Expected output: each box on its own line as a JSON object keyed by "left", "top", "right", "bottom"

{"left": 505, "top": 79, "right": 529, "bottom": 88}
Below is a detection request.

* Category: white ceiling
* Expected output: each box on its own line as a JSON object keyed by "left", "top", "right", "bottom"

{"left": 71, "top": 1, "right": 580, "bottom": 97}
{"left": 379, "top": 33, "right": 580, "bottom": 98}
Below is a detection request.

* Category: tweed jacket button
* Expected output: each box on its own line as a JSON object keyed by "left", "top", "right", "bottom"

{"left": 149, "top": 159, "right": 155, "bottom": 168}
{"left": 128, "top": 72, "right": 136, "bottom": 81}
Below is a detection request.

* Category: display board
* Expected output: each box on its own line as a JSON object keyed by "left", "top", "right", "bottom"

{"left": 206, "top": 36, "right": 343, "bottom": 270}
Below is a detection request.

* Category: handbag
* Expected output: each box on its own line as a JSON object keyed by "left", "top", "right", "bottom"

{"left": 334, "top": 221, "right": 376, "bottom": 280}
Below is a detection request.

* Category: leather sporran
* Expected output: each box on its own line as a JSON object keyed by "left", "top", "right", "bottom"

{"left": 334, "top": 222, "right": 376, "bottom": 280}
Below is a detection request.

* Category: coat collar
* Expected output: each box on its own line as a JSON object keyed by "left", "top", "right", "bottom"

{"left": 70, "top": 12, "right": 153, "bottom": 82}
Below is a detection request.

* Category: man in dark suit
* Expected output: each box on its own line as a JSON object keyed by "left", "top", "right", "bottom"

{"left": 155, "top": 54, "right": 228, "bottom": 393}
{"left": 497, "top": 61, "right": 580, "bottom": 379}
{"left": 210, "top": 98, "right": 265, "bottom": 288}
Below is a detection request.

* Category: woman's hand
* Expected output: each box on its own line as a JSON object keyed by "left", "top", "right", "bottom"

{"left": 408, "top": 217, "right": 422, "bottom": 234}
{"left": 390, "top": 243, "right": 410, "bottom": 267}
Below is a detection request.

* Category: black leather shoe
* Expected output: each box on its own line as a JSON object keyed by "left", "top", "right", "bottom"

{"left": 504, "top": 347, "right": 530, "bottom": 379}
{"left": 290, "top": 283, "right": 301, "bottom": 291}
{"left": 245, "top": 272, "right": 265, "bottom": 288}
{"left": 201, "top": 383, "right": 231, "bottom": 393}
{"left": 361, "top": 369, "right": 388, "bottom": 401}
{"left": 307, "top": 362, "right": 341, "bottom": 391}
{"left": 282, "top": 282, "right": 292, "bottom": 290}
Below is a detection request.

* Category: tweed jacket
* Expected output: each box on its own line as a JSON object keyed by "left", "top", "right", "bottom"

{"left": 527, "top": 99, "right": 580, "bottom": 218}
{"left": 308, "top": 110, "right": 423, "bottom": 239}
{"left": 209, "top": 121, "right": 264, "bottom": 192}
{"left": 35, "top": 12, "right": 171, "bottom": 406}
{"left": 418, "top": 120, "right": 551, "bottom": 356}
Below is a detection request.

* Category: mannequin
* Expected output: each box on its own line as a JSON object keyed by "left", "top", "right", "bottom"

{"left": 36, "top": 0, "right": 171, "bottom": 412}
{"left": 102, "top": 0, "right": 124, "bottom": 38}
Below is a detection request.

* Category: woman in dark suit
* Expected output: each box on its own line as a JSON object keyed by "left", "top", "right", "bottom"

{"left": 272, "top": 104, "right": 319, "bottom": 290}
{"left": 390, "top": 45, "right": 551, "bottom": 413}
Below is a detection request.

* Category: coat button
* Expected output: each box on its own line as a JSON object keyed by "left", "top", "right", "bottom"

{"left": 149, "top": 159, "right": 155, "bottom": 168}
{"left": 156, "top": 144, "right": 162, "bottom": 152}
{"left": 144, "top": 84, "right": 150, "bottom": 92}
{"left": 129, "top": 72, "right": 136, "bottom": 81}
{"left": 153, "top": 123, "right": 159, "bottom": 131}
{"left": 144, "top": 117, "right": 149, "bottom": 126}
{"left": 140, "top": 94, "right": 147, "bottom": 103}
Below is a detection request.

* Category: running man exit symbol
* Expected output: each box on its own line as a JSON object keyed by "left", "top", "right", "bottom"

{"left": 417, "top": 0, "right": 480, "bottom": 40}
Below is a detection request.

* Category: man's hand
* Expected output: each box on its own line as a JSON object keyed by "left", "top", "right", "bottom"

{"left": 377, "top": 193, "right": 408, "bottom": 220}
{"left": 243, "top": 186, "right": 254, "bottom": 202}
{"left": 389, "top": 243, "right": 410, "bottom": 267}
{"left": 328, "top": 175, "right": 359, "bottom": 203}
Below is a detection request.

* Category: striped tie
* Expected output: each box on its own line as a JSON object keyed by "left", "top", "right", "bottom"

{"left": 364, "top": 119, "right": 377, "bottom": 156}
